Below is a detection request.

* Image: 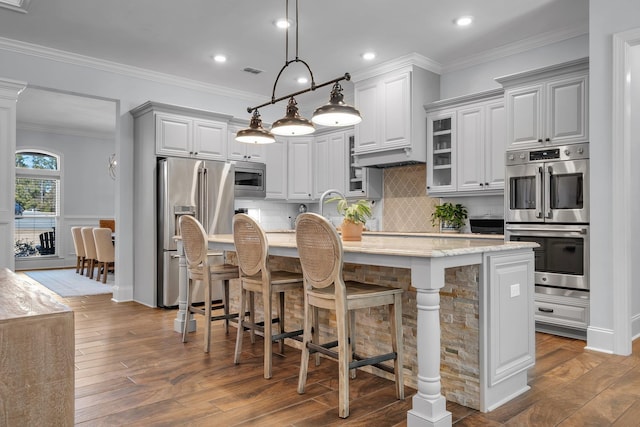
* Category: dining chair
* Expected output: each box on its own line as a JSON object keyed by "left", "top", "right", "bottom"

{"left": 93, "top": 227, "right": 115, "bottom": 284}
{"left": 295, "top": 212, "right": 404, "bottom": 418}
{"left": 71, "top": 226, "right": 88, "bottom": 275}
{"left": 179, "top": 215, "right": 239, "bottom": 353}
{"left": 81, "top": 227, "right": 98, "bottom": 279}
{"left": 232, "top": 213, "right": 304, "bottom": 379}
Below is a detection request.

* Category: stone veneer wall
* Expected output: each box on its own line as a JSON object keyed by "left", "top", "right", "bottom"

{"left": 382, "top": 164, "right": 440, "bottom": 232}
{"left": 225, "top": 252, "right": 481, "bottom": 410}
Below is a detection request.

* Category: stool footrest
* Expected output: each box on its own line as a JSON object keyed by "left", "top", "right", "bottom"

{"left": 351, "top": 352, "right": 397, "bottom": 373}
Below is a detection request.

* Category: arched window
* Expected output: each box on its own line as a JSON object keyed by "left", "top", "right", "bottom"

{"left": 15, "top": 150, "right": 61, "bottom": 257}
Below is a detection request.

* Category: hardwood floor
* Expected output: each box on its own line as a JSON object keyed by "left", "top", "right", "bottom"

{"left": 42, "top": 291, "right": 640, "bottom": 426}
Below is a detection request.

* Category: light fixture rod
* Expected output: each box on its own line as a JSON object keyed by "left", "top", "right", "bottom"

{"left": 247, "top": 72, "right": 351, "bottom": 114}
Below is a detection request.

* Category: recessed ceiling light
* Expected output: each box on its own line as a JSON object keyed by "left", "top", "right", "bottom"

{"left": 213, "top": 54, "right": 227, "bottom": 63}
{"left": 297, "top": 76, "right": 308, "bottom": 84}
{"left": 362, "top": 52, "right": 376, "bottom": 61}
{"left": 455, "top": 16, "right": 473, "bottom": 27}
{"left": 275, "top": 18, "right": 292, "bottom": 29}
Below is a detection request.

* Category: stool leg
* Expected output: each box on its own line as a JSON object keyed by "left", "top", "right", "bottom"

{"left": 182, "top": 278, "right": 192, "bottom": 343}
{"left": 204, "top": 276, "right": 212, "bottom": 353}
{"left": 277, "top": 291, "right": 285, "bottom": 354}
{"left": 249, "top": 291, "right": 256, "bottom": 344}
{"left": 337, "top": 303, "right": 350, "bottom": 418}
{"left": 349, "top": 310, "right": 356, "bottom": 380}
{"left": 263, "top": 286, "right": 273, "bottom": 379}
{"left": 223, "top": 280, "right": 230, "bottom": 335}
{"left": 391, "top": 294, "right": 405, "bottom": 400}
{"left": 234, "top": 286, "right": 246, "bottom": 364}
{"left": 312, "top": 306, "right": 320, "bottom": 367}
{"left": 297, "top": 295, "right": 312, "bottom": 394}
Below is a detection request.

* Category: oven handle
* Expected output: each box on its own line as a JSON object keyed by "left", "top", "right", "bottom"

{"left": 506, "top": 226, "right": 588, "bottom": 234}
{"left": 536, "top": 166, "right": 543, "bottom": 219}
{"left": 544, "top": 166, "right": 552, "bottom": 219}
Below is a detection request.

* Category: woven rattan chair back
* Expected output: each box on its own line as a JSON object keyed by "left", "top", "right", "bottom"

{"left": 295, "top": 213, "right": 343, "bottom": 290}
{"left": 233, "top": 214, "right": 268, "bottom": 278}
{"left": 179, "top": 215, "right": 208, "bottom": 274}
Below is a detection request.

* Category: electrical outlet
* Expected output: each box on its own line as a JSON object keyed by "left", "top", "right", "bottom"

{"left": 510, "top": 283, "right": 520, "bottom": 298}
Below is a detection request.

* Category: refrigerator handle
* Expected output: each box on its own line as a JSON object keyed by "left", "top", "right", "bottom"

{"left": 545, "top": 166, "right": 552, "bottom": 219}
{"left": 535, "top": 166, "right": 543, "bottom": 219}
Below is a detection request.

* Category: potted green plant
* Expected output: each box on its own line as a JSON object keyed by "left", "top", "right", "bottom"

{"left": 326, "top": 197, "right": 373, "bottom": 241}
{"left": 431, "top": 202, "right": 468, "bottom": 233}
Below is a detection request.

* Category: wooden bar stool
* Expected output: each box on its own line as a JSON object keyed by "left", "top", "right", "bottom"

{"left": 232, "top": 213, "right": 304, "bottom": 379}
{"left": 179, "top": 215, "right": 239, "bottom": 353}
{"left": 295, "top": 212, "right": 404, "bottom": 418}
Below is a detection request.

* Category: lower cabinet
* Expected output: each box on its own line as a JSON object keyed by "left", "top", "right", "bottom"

{"left": 534, "top": 292, "right": 589, "bottom": 339}
{"left": 481, "top": 250, "right": 535, "bottom": 412}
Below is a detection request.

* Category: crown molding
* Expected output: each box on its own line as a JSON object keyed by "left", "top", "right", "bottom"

{"left": 350, "top": 52, "right": 443, "bottom": 82}
{"left": 0, "top": 36, "right": 262, "bottom": 102}
{"left": 442, "top": 22, "right": 588, "bottom": 74}
{"left": 0, "top": 0, "right": 31, "bottom": 14}
{"left": 17, "top": 121, "right": 115, "bottom": 140}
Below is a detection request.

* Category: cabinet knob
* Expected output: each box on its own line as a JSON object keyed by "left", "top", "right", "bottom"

{"left": 427, "top": 186, "right": 430, "bottom": 190}
{"left": 545, "top": 138, "right": 550, "bottom": 142}
{"left": 479, "top": 183, "right": 484, "bottom": 187}
{"left": 537, "top": 139, "right": 543, "bottom": 143}
{"left": 485, "top": 182, "right": 489, "bottom": 186}
{"left": 194, "top": 152, "right": 198, "bottom": 155}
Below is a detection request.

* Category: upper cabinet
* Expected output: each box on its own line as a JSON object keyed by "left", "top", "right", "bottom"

{"left": 287, "top": 137, "right": 314, "bottom": 200}
{"left": 352, "top": 62, "right": 440, "bottom": 167}
{"left": 136, "top": 103, "right": 231, "bottom": 161}
{"left": 227, "top": 123, "right": 267, "bottom": 163}
{"left": 425, "top": 89, "right": 505, "bottom": 197}
{"left": 496, "top": 57, "right": 588, "bottom": 150}
{"left": 264, "top": 137, "right": 288, "bottom": 200}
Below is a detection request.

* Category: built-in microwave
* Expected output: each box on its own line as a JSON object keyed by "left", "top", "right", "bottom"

{"left": 233, "top": 161, "right": 266, "bottom": 198}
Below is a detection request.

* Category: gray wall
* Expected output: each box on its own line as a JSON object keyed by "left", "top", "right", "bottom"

{"left": 630, "top": 44, "right": 640, "bottom": 336}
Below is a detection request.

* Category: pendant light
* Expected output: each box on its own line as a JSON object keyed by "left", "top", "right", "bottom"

{"left": 271, "top": 97, "right": 315, "bottom": 135}
{"left": 311, "top": 82, "right": 362, "bottom": 126}
{"left": 236, "top": 0, "right": 361, "bottom": 143}
{"left": 235, "top": 110, "right": 276, "bottom": 144}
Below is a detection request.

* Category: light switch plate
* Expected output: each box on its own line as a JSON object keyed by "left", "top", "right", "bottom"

{"left": 510, "top": 283, "right": 520, "bottom": 298}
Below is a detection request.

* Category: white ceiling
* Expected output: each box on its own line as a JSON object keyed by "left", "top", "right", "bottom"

{"left": 0, "top": 0, "right": 589, "bottom": 134}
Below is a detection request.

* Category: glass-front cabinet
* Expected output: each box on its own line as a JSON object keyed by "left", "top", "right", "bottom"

{"left": 426, "top": 112, "right": 456, "bottom": 193}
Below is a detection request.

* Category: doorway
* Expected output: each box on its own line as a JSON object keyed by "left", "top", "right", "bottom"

{"left": 14, "top": 87, "right": 117, "bottom": 283}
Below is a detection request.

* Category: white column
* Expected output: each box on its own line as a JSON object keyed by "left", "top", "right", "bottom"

{"left": 0, "top": 79, "right": 26, "bottom": 271}
{"left": 407, "top": 258, "right": 452, "bottom": 427}
{"left": 174, "top": 239, "right": 196, "bottom": 333}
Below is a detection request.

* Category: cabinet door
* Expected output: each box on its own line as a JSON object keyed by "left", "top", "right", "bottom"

{"left": 287, "top": 137, "right": 313, "bottom": 200}
{"left": 456, "top": 106, "right": 485, "bottom": 192}
{"left": 506, "top": 85, "right": 544, "bottom": 150}
{"left": 265, "top": 138, "right": 288, "bottom": 199}
{"left": 193, "top": 119, "right": 227, "bottom": 160}
{"left": 484, "top": 101, "right": 507, "bottom": 190}
{"left": 156, "top": 113, "right": 192, "bottom": 157}
{"left": 381, "top": 71, "right": 411, "bottom": 149}
{"left": 244, "top": 143, "right": 266, "bottom": 163}
{"left": 546, "top": 75, "right": 588, "bottom": 145}
{"left": 354, "top": 80, "right": 379, "bottom": 152}
{"left": 426, "top": 111, "right": 456, "bottom": 194}
{"left": 313, "top": 135, "right": 331, "bottom": 198}
{"left": 226, "top": 126, "right": 247, "bottom": 161}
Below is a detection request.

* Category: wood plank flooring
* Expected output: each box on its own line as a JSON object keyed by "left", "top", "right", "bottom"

{"left": 31, "top": 289, "right": 640, "bottom": 426}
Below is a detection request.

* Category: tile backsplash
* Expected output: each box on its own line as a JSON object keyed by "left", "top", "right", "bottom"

{"left": 382, "top": 164, "right": 439, "bottom": 232}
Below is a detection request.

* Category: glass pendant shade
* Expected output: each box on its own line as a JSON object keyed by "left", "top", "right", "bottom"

{"left": 235, "top": 110, "right": 276, "bottom": 144}
{"left": 312, "top": 82, "right": 362, "bottom": 126}
{"left": 271, "top": 97, "right": 315, "bottom": 136}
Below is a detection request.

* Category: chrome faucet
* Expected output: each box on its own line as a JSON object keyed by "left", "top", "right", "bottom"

{"left": 319, "top": 189, "right": 345, "bottom": 218}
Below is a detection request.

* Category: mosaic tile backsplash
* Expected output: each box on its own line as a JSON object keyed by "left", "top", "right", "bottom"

{"left": 383, "top": 164, "right": 439, "bottom": 232}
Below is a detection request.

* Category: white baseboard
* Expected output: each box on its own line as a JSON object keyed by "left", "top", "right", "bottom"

{"left": 585, "top": 326, "right": 615, "bottom": 354}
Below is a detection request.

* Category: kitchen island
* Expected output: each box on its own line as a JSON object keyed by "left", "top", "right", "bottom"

{"left": 176, "top": 232, "right": 536, "bottom": 427}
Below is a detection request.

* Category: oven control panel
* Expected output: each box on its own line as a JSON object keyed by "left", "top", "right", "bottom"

{"left": 506, "top": 142, "right": 589, "bottom": 165}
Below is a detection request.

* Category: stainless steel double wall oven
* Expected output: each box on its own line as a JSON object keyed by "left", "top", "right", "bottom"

{"left": 505, "top": 143, "right": 589, "bottom": 304}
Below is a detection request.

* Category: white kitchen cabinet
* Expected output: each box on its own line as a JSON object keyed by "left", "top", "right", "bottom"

{"left": 352, "top": 62, "right": 440, "bottom": 167}
{"left": 265, "top": 137, "right": 288, "bottom": 200}
{"left": 313, "top": 131, "right": 347, "bottom": 198}
{"left": 287, "top": 137, "right": 314, "bottom": 200}
{"left": 425, "top": 89, "right": 505, "bottom": 196}
{"left": 155, "top": 111, "right": 229, "bottom": 161}
{"left": 345, "top": 133, "right": 382, "bottom": 199}
{"left": 497, "top": 57, "right": 588, "bottom": 150}
{"left": 227, "top": 124, "right": 267, "bottom": 163}
{"left": 426, "top": 110, "right": 456, "bottom": 194}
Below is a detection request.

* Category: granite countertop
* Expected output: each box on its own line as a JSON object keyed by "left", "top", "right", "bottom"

{"left": 266, "top": 229, "right": 504, "bottom": 240}
{"left": 209, "top": 232, "right": 533, "bottom": 258}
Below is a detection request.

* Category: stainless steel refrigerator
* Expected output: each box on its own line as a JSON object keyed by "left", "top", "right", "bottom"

{"left": 157, "top": 157, "right": 235, "bottom": 308}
